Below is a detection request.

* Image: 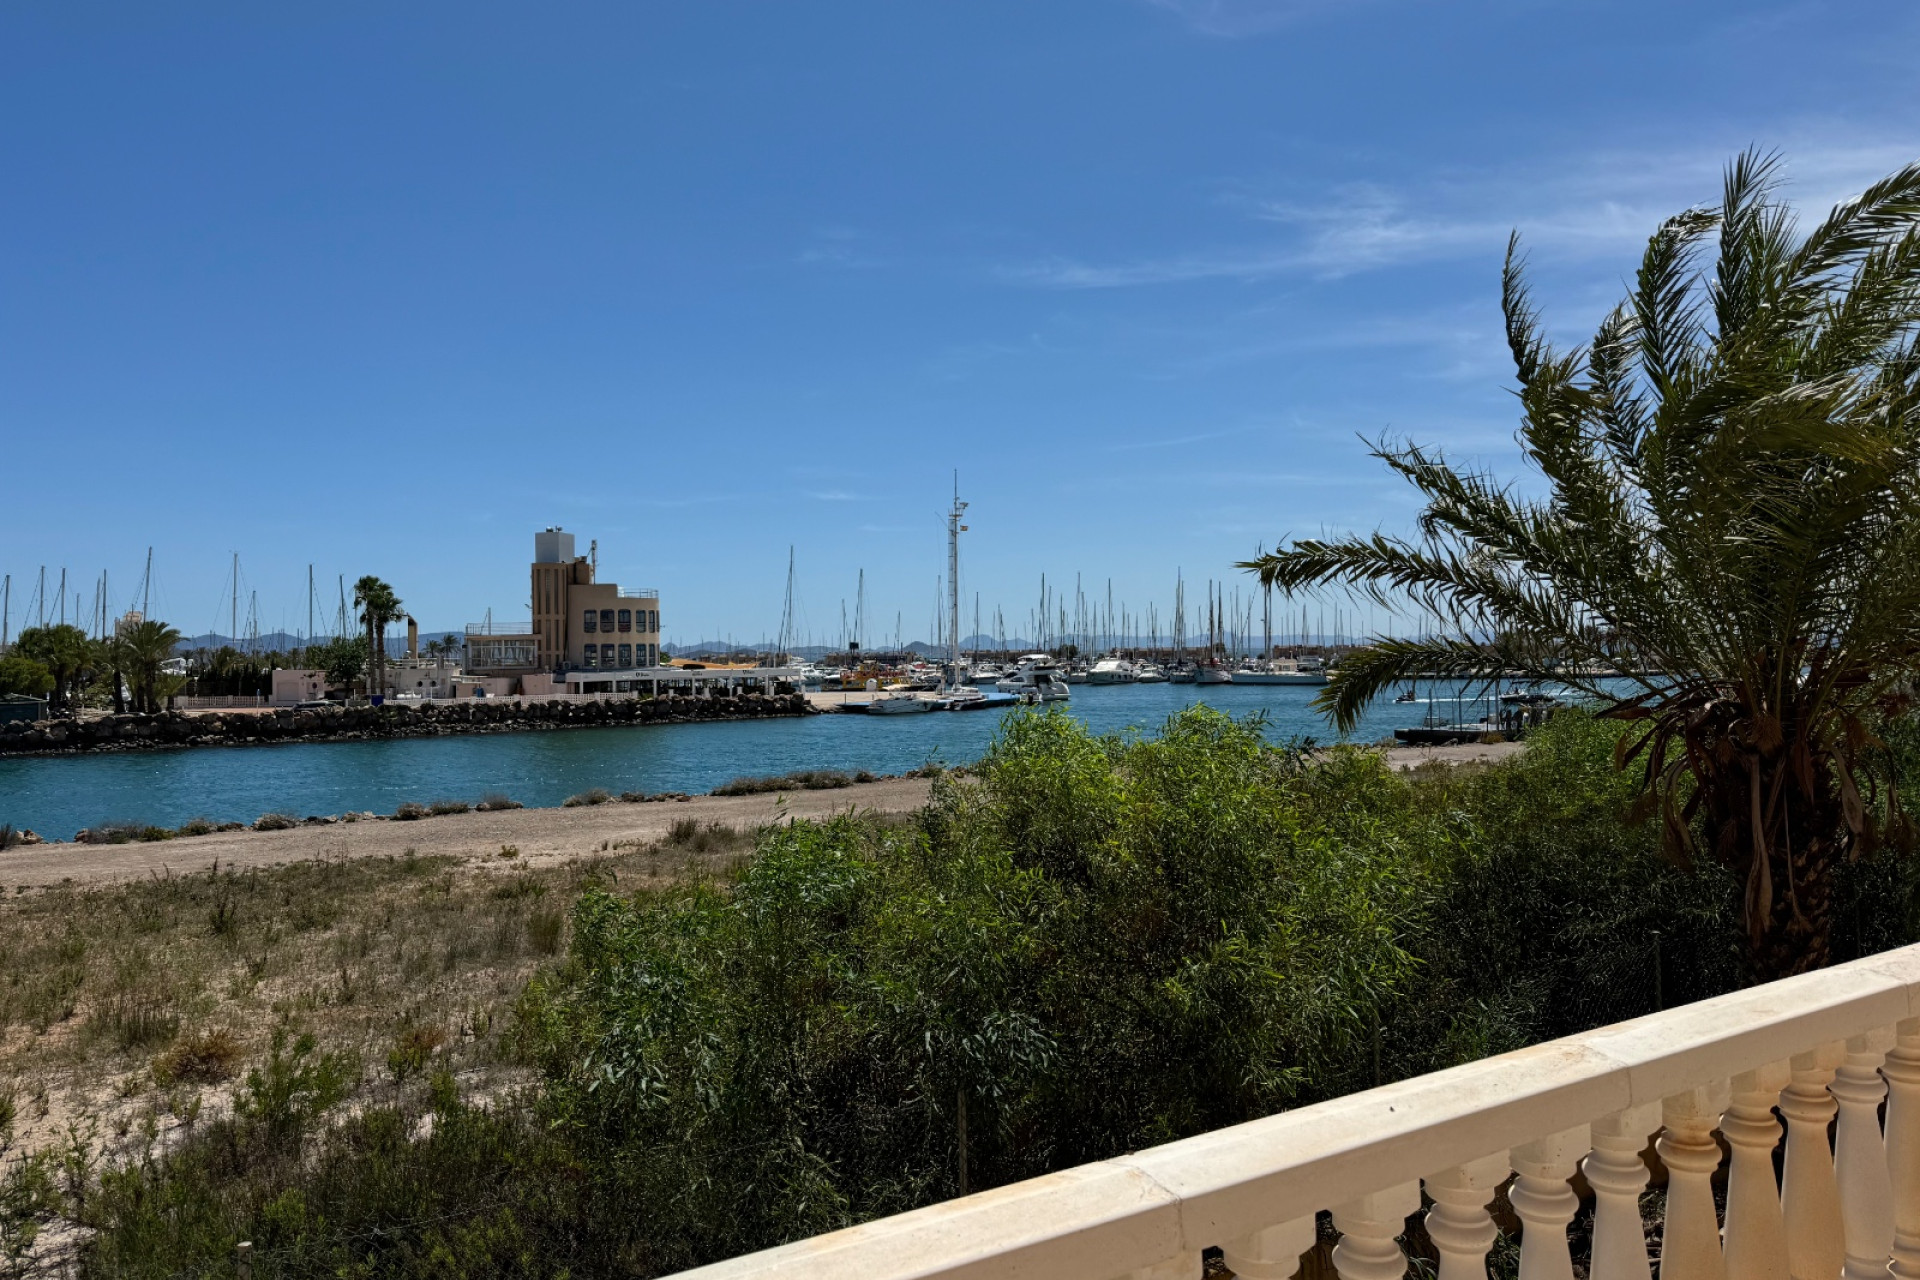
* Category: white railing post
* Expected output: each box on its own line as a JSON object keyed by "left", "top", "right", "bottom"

{"left": 1657, "top": 1083, "right": 1729, "bottom": 1280}
{"left": 1121, "top": 1254, "right": 1202, "bottom": 1280}
{"left": 1331, "top": 1181, "right": 1420, "bottom": 1280}
{"left": 1222, "top": 1216, "right": 1316, "bottom": 1280}
{"left": 1509, "top": 1125, "right": 1589, "bottom": 1280}
{"left": 1584, "top": 1102, "right": 1662, "bottom": 1280}
{"left": 1833, "top": 1029, "right": 1895, "bottom": 1279}
{"left": 1424, "top": 1151, "right": 1510, "bottom": 1280}
{"left": 1885, "top": 1018, "right": 1920, "bottom": 1279}
{"left": 1723, "top": 1062, "right": 1791, "bottom": 1280}
{"left": 1783, "top": 1041, "right": 1847, "bottom": 1280}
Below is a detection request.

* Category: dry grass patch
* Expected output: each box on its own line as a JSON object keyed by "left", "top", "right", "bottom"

{"left": 0, "top": 842, "right": 684, "bottom": 1171}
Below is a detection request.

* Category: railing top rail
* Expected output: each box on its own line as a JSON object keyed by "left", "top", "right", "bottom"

{"left": 672, "top": 943, "right": 1920, "bottom": 1280}
{"left": 465, "top": 622, "right": 535, "bottom": 636}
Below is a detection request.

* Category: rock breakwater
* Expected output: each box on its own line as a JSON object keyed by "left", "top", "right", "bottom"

{"left": 0, "top": 692, "right": 811, "bottom": 757}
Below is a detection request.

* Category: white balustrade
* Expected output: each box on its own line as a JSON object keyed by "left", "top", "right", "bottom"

{"left": 1656, "top": 1084, "right": 1727, "bottom": 1280}
{"left": 1585, "top": 1102, "right": 1660, "bottom": 1280}
{"left": 1722, "top": 1062, "right": 1791, "bottom": 1280}
{"left": 1887, "top": 1018, "right": 1920, "bottom": 1279}
{"left": 1833, "top": 1030, "right": 1895, "bottom": 1279}
{"left": 1220, "top": 1216, "right": 1316, "bottom": 1280}
{"left": 1784, "top": 1042, "right": 1847, "bottom": 1280}
{"left": 1331, "top": 1182, "right": 1421, "bottom": 1280}
{"left": 666, "top": 944, "right": 1920, "bottom": 1280}
{"left": 1510, "top": 1127, "right": 1587, "bottom": 1280}
{"left": 1423, "top": 1152, "right": 1509, "bottom": 1280}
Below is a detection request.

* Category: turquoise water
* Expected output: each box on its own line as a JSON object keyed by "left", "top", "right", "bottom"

{"left": 0, "top": 683, "right": 1507, "bottom": 838}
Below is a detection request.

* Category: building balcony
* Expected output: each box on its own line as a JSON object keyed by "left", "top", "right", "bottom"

{"left": 669, "top": 942, "right": 1920, "bottom": 1280}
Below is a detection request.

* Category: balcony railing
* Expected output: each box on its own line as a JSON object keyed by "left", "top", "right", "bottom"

{"left": 671, "top": 943, "right": 1920, "bottom": 1280}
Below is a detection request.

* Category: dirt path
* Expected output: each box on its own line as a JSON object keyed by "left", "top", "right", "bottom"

{"left": 0, "top": 741, "right": 1519, "bottom": 891}
{"left": 0, "top": 777, "right": 935, "bottom": 889}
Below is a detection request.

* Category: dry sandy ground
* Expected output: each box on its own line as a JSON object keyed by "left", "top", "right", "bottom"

{"left": 0, "top": 777, "right": 937, "bottom": 889}
{"left": 1, "top": 743, "right": 1517, "bottom": 891}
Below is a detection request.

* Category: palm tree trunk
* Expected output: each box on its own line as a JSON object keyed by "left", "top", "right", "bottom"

{"left": 1715, "top": 755, "right": 1842, "bottom": 982}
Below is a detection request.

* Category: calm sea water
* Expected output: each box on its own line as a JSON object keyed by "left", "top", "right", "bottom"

{"left": 0, "top": 682, "right": 1510, "bottom": 837}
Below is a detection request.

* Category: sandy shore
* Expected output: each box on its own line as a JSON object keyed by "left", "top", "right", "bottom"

{"left": 0, "top": 742, "right": 1519, "bottom": 890}
{"left": 0, "top": 777, "right": 937, "bottom": 889}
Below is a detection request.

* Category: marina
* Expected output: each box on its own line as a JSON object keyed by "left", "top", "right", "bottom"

{"left": 1, "top": 679, "right": 1535, "bottom": 838}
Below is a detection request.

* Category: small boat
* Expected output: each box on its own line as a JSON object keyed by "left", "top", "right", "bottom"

{"left": 1394, "top": 688, "right": 1417, "bottom": 704}
{"left": 1167, "top": 665, "right": 1197, "bottom": 684}
{"left": 941, "top": 687, "right": 1019, "bottom": 712}
{"left": 1134, "top": 663, "right": 1168, "bottom": 683}
{"left": 967, "top": 662, "right": 1005, "bottom": 686}
{"left": 866, "top": 693, "right": 934, "bottom": 715}
{"left": 1086, "top": 657, "right": 1136, "bottom": 685}
{"left": 1193, "top": 663, "right": 1233, "bottom": 685}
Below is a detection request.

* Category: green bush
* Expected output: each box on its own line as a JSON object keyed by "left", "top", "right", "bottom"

{"left": 72, "top": 705, "right": 1920, "bottom": 1277}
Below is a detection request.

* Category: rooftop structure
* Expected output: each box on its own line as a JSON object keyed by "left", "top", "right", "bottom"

{"left": 466, "top": 530, "right": 661, "bottom": 684}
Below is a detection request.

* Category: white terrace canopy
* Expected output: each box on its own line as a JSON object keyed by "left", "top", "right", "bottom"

{"left": 669, "top": 943, "right": 1920, "bottom": 1280}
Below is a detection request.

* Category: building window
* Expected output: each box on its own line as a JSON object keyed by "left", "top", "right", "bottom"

{"left": 582, "top": 609, "right": 597, "bottom": 633}
{"left": 602, "top": 644, "right": 616, "bottom": 666}
{"left": 583, "top": 647, "right": 597, "bottom": 668}
{"left": 647, "top": 643, "right": 657, "bottom": 666}
{"left": 618, "top": 644, "right": 632, "bottom": 667}
{"left": 647, "top": 609, "right": 657, "bottom": 632}
{"left": 618, "top": 609, "right": 631, "bottom": 632}
{"left": 600, "top": 609, "right": 615, "bottom": 632}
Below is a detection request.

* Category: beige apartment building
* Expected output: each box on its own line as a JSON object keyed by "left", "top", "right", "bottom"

{"left": 465, "top": 528, "right": 662, "bottom": 683}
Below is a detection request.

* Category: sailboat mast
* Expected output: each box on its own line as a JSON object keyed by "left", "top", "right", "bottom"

{"left": 946, "top": 478, "right": 967, "bottom": 690}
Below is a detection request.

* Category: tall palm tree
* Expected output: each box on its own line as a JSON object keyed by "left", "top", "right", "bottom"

{"left": 352, "top": 576, "right": 402, "bottom": 702}
{"left": 1245, "top": 152, "right": 1920, "bottom": 980}
{"left": 121, "top": 619, "right": 184, "bottom": 713}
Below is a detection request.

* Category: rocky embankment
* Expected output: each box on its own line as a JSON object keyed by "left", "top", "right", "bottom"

{"left": 0, "top": 691, "right": 811, "bottom": 757}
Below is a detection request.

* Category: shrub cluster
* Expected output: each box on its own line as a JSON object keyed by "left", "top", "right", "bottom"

{"left": 72, "top": 707, "right": 1908, "bottom": 1277}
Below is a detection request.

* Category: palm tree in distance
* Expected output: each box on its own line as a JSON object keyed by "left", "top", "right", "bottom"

{"left": 121, "top": 619, "right": 184, "bottom": 713}
{"left": 1245, "top": 152, "right": 1920, "bottom": 980}
{"left": 352, "top": 576, "right": 402, "bottom": 702}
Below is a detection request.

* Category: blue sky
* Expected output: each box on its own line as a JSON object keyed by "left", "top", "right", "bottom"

{"left": 4, "top": 2, "right": 1917, "bottom": 648}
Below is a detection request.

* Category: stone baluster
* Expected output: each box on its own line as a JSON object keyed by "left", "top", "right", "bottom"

{"left": 1331, "top": 1181, "right": 1421, "bottom": 1280}
{"left": 1584, "top": 1102, "right": 1662, "bottom": 1280}
{"left": 1723, "top": 1062, "right": 1791, "bottom": 1280}
{"left": 1508, "top": 1125, "right": 1589, "bottom": 1280}
{"left": 1121, "top": 1254, "right": 1202, "bottom": 1280}
{"left": 1885, "top": 1018, "right": 1920, "bottom": 1280}
{"left": 1832, "top": 1029, "right": 1894, "bottom": 1280}
{"left": 1783, "top": 1041, "right": 1847, "bottom": 1280}
{"left": 1423, "top": 1152, "right": 1510, "bottom": 1280}
{"left": 1657, "top": 1083, "right": 1729, "bottom": 1280}
{"left": 1221, "top": 1215, "right": 1316, "bottom": 1280}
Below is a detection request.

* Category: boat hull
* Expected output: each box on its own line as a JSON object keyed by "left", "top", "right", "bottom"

{"left": 866, "top": 698, "right": 934, "bottom": 715}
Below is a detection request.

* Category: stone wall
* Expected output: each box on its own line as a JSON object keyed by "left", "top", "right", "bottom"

{"left": 0, "top": 692, "right": 811, "bottom": 757}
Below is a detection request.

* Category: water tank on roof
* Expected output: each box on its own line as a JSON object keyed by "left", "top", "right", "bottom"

{"left": 534, "top": 529, "right": 576, "bottom": 564}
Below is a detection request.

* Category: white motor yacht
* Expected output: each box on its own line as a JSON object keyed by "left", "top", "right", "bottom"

{"left": 1193, "top": 662, "right": 1234, "bottom": 685}
{"left": 1133, "top": 662, "right": 1168, "bottom": 683}
{"left": 866, "top": 693, "right": 934, "bottom": 715}
{"left": 1228, "top": 659, "right": 1327, "bottom": 686}
{"left": 1086, "top": 657, "right": 1136, "bottom": 685}
{"left": 995, "top": 654, "right": 1072, "bottom": 702}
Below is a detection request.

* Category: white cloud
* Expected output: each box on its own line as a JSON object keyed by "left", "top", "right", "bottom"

{"left": 1003, "top": 136, "right": 1920, "bottom": 289}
